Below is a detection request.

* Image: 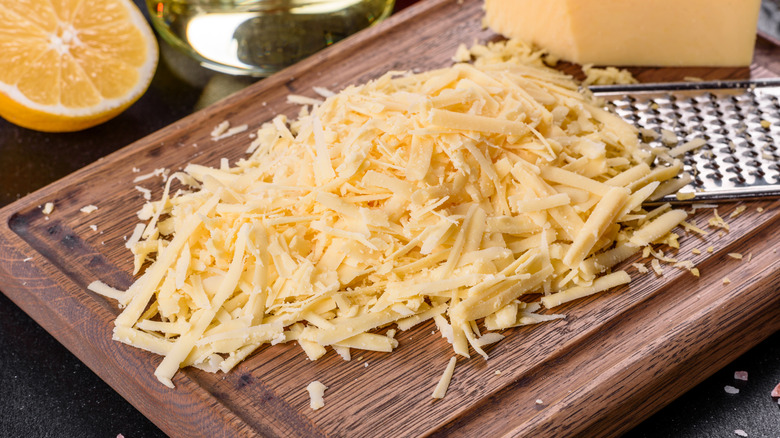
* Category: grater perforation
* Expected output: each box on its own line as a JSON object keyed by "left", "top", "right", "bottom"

{"left": 592, "top": 79, "right": 780, "bottom": 203}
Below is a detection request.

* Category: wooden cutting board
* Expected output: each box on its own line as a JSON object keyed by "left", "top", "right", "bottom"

{"left": 1, "top": 0, "right": 779, "bottom": 436}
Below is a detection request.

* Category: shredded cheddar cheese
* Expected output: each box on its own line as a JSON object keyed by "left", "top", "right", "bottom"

{"left": 99, "top": 39, "right": 687, "bottom": 390}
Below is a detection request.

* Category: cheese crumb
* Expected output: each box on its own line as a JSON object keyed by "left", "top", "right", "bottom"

{"left": 660, "top": 129, "right": 678, "bottom": 146}
{"left": 692, "top": 248, "right": 701, "bottom": 255}
{"left": 722, "top": 277, "right": 731, "bottom": 285}
{"left": 760, "top": 120, "right": 771, "bottom": 129}
{"left": 306, "top": 381, "right": 328, "bottom": 410}
{"left": 650, "top": 259, "right": 663, "bottom": 276}
{"left": 80, "top": 205, "right": 98, "bottom": 214}
{"left": 729, "top": 206, "right": 746, "bottom": 219}
{"left": 213, "top": 123, "right": 249, "bottom": 141}
{"left": 135, "top": 185, "right": 152, "bottom": 200}
{"left": 42, "top": 202, "right": 54, "bottom": 215}
{"left": 87, "top": 280, "right": 125, "bottom": 301}
{"left": 724, "top": 385, "right": 739, "bottom": 394}
{"left": 639, "top": 128, "right": 660, "bottom": 141}
{"left": 734, "top": 430, "right": 748, "bottom": 437}
{"left": 728, "top": 253, "right": 743, "bottom": 260}
{"left": 734, "top": 371, "right": 748, "bottom": 381}
{"left": 210, "top": 120, "right": 230, "bottom": 138}
{"left": 581, "top": 64, "right": 638, "bottom": 86}
{"left": 287, "top": 94, "right": 324, "bottom": 106}
{"left": 432, "top": 357, "right": 458, "bottom": 399}
{"left": 312, "top": 86, "right": 336, "bottom": 98}
{"left": 133, "top": 168, "right": 168, "bottom": 183}
{"left": 681, "top": 221, "right": 708, "bottom": 236}
{"left": 708, "top": 209, "right": 729, "bottom": 231}
{"left": 675, "top": 191, "right": 695, "bottom": 201}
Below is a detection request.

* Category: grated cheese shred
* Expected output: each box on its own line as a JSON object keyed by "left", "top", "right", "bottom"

{"left": 99, "top": 39, "right": 687, "bottom": 391}
{"left": 306, "top": 381, "right": 328, "bottom": 410}
{"left": 432, "top": 357, "right": 458, "bottom": 399}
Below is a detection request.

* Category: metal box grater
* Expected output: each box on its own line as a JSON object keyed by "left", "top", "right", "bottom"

{"left": 591, "top": 79, "right": 780, "bottom": 203}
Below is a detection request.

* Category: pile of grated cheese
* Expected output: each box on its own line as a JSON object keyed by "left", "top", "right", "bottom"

{"left": 92, "top": 39, "right": 690, "bottom": 389}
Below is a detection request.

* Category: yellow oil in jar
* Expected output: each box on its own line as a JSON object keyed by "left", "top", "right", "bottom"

{"left": 148, "top": 0, "right": 395, "bottom": 76}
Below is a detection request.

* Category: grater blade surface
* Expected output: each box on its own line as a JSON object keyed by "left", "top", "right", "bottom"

{"left": 591, "top": 79, "right": 780, "bottom": 203}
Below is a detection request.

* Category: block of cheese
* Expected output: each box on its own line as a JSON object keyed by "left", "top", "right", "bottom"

{"left": 484, "top": 0, "right": 761, "bottom": 66}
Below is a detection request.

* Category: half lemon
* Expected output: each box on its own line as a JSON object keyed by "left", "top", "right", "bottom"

{"left": 0, "top": 0, "right": 158, "bottom": 132}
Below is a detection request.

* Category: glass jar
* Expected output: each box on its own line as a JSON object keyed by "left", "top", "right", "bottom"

{"left": 147, "top": 0, "right": 396, "bottom": 76}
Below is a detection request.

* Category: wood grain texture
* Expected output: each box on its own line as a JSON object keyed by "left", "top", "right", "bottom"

{"left": 0, "top": 0, "right": 779, "bottom": 436}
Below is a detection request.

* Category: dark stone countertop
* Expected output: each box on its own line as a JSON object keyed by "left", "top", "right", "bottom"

{"left": 1, "top": 1, "right": 778, "bottom": 437}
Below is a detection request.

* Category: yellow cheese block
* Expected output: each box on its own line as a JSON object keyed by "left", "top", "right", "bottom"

{"left": 484, "top": 0, "right": 761, "bottom": 66}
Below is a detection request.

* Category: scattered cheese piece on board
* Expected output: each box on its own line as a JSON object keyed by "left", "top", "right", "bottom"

{"left": 306, "top": 381, "right": 328, "bottom": 410}
{"left": 432, "top": 357, "right": 458, "bottom": 399}
{"left": 80, "top": 205, "right": 99, "bottom": 214}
